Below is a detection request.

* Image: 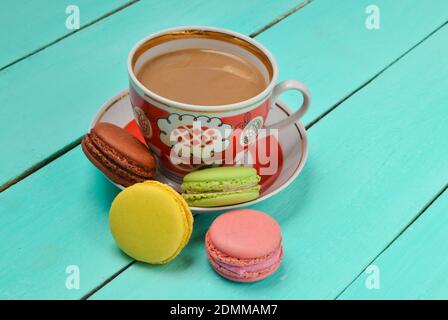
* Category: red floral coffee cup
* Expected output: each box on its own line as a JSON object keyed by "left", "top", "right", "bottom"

{"left": 128, "top": 26, "right": 310, "bottom": 179}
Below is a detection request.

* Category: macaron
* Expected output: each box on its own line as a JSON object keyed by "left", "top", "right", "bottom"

{"left": 206, "top": 209, "right": 283, "bottom": 282}
{"left": 181, "top": 166, "right": 261, "bottom": 207}
{"left": 109, "top": 181, "right": 193, "bottom": 264}
{"left": 82, "top": 122, "right": 156, "bottom": 187}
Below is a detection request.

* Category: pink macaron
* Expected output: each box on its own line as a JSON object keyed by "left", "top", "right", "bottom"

{"left": 205, "top": 209, "right": 283, "bottom": 282}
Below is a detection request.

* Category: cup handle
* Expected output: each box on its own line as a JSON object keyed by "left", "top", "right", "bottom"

{"left": 266, "top": 80, "right": 311, "bottom": 130}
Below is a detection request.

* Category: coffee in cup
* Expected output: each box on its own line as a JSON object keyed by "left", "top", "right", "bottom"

{"left": 136, "top": 48, "right": 268, "bottom": 106}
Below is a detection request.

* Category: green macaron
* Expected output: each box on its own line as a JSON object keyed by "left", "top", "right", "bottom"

{"left": 181, "top": 166, "right": 261, "bottom": 207}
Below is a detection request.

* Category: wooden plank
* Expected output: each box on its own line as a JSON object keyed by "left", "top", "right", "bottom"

{"left": 0, "top": 0, "right": 131, "bottom": 69}
{"left": 0, "top": 0, "right": 304, "bottom": 299}
{"left": 339, "top": 189, "right": 448, "bottom": 300}
{"left": 2, "top": 0, "right": 448, "bottom": 192}
{"left": 0, "top": 0, "right": 303, "bottom": 188}
{"left": 90, "top": 23, "right": 448, "bottom": 299}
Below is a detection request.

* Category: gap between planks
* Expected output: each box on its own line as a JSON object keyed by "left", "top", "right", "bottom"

{"left": 249, "top": 0, "right": 312, "bottom": 38}
{"left": 0, "top": 0, "right": 140, "bottom": 73}
{"left": 0, "top": 136, "right": 82, "bottom": 193}
{"left": 334, "top": 183, "right": 448, "bottom": 300}
{"left": 81, "top": 261, "right": 136, "bottom": 300}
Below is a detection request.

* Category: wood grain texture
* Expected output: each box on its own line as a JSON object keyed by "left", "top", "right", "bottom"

{"left": 339, "top": 189, "right": 448, "bottom": 300}
{"left": 0, "top": 0, "right": 304, "bottom": 299}
{"left": 0, "top": 0, "right": 303, "bottom": 188}
{"left": 91, "top": 23, "right": 448, "bottom": 299}
{"left": 0, "top": 0, "right": 131, "bottom": 69}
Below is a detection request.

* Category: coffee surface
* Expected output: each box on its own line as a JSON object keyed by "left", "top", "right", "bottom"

{"left": 136, "top": 48, "right": 267, "bottom": 106}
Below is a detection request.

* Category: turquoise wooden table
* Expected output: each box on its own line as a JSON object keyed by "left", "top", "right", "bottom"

{"left": 1, "top": 0, "right": 448, "bottom": 300}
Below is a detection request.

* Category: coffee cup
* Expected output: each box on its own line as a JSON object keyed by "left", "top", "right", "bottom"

{"left": 128, "top": 26, "right": 310, "bottom": 179}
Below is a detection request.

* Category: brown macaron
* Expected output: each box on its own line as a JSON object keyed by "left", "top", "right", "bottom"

{"left": 82, "top": 122, "right": 156, "bottom": 187}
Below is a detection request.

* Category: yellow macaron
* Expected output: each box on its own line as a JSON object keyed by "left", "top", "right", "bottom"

{"left": 109, "top": 181, "right": 193, "bottom": 264}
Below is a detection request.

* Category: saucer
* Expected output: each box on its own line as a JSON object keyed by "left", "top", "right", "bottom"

{"left": 90, "top": 89, "right": 308, "bottom": 213}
